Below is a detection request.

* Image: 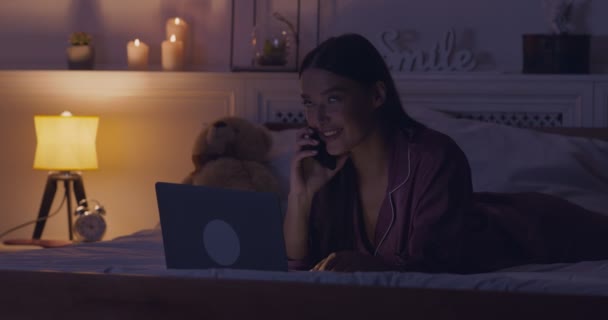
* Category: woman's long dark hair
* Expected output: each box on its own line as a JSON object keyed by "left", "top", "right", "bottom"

{"left": 299, "top": 33, "right": 421, "bottom": 134}
{"left": 299, "top": 34, "right": 422, "bottom": 258}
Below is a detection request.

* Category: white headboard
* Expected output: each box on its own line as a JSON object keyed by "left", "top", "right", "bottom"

{"left": 270, "top": 109, "right": 565, "bottom": 128}
{"left": 262, "top": 74, "right": 608, "bottom": 128}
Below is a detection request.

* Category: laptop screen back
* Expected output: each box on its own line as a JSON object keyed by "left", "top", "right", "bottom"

{"left": 155, "top": 182, "right": 287, "bottom": 271}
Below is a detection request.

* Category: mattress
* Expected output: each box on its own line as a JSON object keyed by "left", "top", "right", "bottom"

{"left": 1, "top": 227, "right": 608, "bottom": 297}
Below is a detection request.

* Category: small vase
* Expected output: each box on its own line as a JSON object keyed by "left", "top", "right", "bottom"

{"left": 67, "top": 45, "right": 95, "bottom": 70}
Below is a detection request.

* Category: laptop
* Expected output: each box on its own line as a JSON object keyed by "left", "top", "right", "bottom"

{"left": 155, "top": 182, "right": 288, "bottom": 271}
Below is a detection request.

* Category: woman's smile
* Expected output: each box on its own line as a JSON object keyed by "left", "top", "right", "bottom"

{"left": 319, "top": 128, "right": 343, "bottom": 141}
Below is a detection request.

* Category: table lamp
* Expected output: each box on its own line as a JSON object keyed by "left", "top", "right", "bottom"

{"left": 32, "top": 111, "right": 99, "bottom": 240}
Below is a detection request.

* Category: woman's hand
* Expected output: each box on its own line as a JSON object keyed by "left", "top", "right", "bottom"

{"left": 311, "top": 251, "right": 391, "bottom": 272}
{"left": 290, "top": 127, "right": 348, "bottom": 201}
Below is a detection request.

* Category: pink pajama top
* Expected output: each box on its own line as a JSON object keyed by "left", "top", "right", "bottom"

{"left": 289, "top": 126, "right": 608, "bottom": 273}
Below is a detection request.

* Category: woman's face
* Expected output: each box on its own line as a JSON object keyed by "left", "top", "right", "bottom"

{"left": 300, "top": 68, "right": 380, "bottom": 156}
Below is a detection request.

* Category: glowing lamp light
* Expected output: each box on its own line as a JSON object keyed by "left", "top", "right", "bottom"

{"left": 33, "top": 112, "right": 99, "bottom": 171}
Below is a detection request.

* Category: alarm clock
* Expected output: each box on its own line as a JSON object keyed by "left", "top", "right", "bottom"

{"left": 73, "top": 199, "right": 107, "bottom": 242}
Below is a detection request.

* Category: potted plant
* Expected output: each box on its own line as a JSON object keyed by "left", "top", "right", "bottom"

{"left": 523, "top": 0, "right": 591, "bottom": 74}
{"left": 67, "top": 32, "right": 94, "bottom": 70}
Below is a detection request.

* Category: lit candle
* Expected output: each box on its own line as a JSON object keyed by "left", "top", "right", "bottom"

{"left": 166, "top": 17, "right": 188, "bottom": 43}
{"left": 126, "top": 38, "right": 149, "bottom": 70}
{"left": 161, "top": 34, "right": 184, "bottom": 71}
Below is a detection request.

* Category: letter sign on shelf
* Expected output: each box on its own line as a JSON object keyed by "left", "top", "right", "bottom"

{"left": 380, "top": 29, "right": 477, "bottom": 73}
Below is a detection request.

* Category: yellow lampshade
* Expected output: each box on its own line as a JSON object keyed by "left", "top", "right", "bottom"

{"left": 34, "top": 112, "right": 99, "bottom": 171}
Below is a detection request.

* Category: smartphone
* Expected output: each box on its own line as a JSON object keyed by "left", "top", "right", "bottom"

{"left": 301, "top": 129, "right": 337, "bottom": 170}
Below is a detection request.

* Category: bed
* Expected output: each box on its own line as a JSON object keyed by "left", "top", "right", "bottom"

{"left": 1, "top": 103, "right": 608, "bottom": 319}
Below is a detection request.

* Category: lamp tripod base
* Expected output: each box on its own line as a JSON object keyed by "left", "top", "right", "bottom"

{"left": 32, "top": 171, "right": 87, "bottom": 240}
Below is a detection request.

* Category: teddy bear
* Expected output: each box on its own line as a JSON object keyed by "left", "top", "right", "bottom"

{"left": 183, "top": 117, "right": 281, "bottom": 195}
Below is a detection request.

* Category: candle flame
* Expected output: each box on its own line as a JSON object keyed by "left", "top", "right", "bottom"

{"left": 170, "top": 34, "right": 176, "bottom": 42}
{"left": 175, "top": 17, "right": 181, "bottom": 25}
{"left": 134, "top": 39, "right": 140, "bottom": 47}
{"left": 61, "top": 111, "right": 73, "bottom": 117}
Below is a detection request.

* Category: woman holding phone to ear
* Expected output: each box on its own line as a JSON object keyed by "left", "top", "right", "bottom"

{"left": 284, "top": 33, "right": 608, "bottom": 273}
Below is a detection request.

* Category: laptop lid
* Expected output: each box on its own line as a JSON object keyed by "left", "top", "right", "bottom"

{"left": 155, "top": 182, "right": 287, "bottom": 272}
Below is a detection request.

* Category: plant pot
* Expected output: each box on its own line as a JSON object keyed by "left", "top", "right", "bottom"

{"left": 67, "top": 45, "right": 95, "bottom": 70}
{"left": 522, "top": 34, "right": 590, "bottom": 74}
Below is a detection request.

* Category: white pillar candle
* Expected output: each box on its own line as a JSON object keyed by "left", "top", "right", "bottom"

{"left": 126, "top": 38, "right": 149, "bottom": 70}
{"left": 166, "top": 17, "right": 188, "bottom": 44}
{"left": 161, "top": 34, "right": 184, "bottom": 71}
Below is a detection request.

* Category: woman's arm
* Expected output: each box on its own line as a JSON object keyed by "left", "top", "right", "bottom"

{"left": 283, "top": 192, "right": 313, "bottom": 263}
{"left": 283, "top": 127, "right": 350, "bottom": 271}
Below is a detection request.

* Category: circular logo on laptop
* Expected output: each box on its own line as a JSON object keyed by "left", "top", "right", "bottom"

{"left": 202, "top": 219, "right": 240, "bottom": 266}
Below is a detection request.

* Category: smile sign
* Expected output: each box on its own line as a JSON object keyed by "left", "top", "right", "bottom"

{"left": 380, "top": 29, "right": 477, "bottom": 73}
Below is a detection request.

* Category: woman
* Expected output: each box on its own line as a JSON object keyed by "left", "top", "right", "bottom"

{"left": 283, "top": 33, "right": 608, "bottom": 274}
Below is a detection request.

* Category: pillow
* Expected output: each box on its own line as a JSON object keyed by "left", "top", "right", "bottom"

{"left": 407, "top": 105, "right": 608, "bottom": 214}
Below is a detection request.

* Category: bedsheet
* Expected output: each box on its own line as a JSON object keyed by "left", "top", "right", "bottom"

{"left": 1, "top": 228, "right": 608, "bottom": 297}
